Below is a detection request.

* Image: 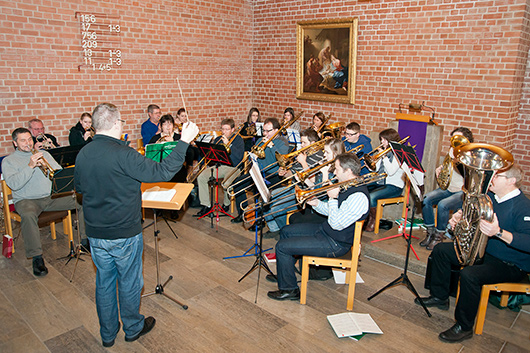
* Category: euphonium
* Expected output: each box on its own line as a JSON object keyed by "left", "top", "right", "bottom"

{"left": 436, "top": 134, "right": 469, "bottom": 190}
{"left": 449, "top": 143, "right": 513, "bottom": 266}
{"left": 363, "top": 136, "right": 410, "bottom": 171}
{"left": 275, "top": 138, "right": 330, "bottom": 168}
{"left": 31, "top": 149, "right": 57, "bottom": 180}
{"left": 294, "top": 172, "right": 387, "bottom": 204}
{"left": 321, "top": 122, "right": 345, "bottom": 139}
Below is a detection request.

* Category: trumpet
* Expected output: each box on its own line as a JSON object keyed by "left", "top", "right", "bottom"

{"left": 363, "top": 136, "right": 410, "bottom": 171}
{"left": 275, "top": 138, "right": 330, "bottom": 169}
{"left": 321, "top": 122, "right": 345, "bottom": 139}
{"left": 88, "top": 126, "right": 96, "bottom": 138}
{"left": 31, "top": 149, "right": 58, "bottom": 180}
{"left": 295, "top": 172, "right": 387, "bottom": 205}
{"left": 35, "top": 133, "right": 56, "bottom": 150}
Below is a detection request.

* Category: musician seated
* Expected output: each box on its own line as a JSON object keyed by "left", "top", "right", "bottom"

{"left": 261, "top": 129, "right": 324, "bottom": 237}
{"left": 69, "top": 112, "right": 94, "bottom": 146}
{"left": 310, "top": 111, "right": 326, "bottom": 137}
{"left": 231, "top": 117, "right": 289, "bottom": 223}
{"left": 416, "top": 164, "right": 530, "bottom": 343}
{"left": 240, "top": 107, "right": 261, "bottom": 152}
{"left": 141, "top": 104, "right": 161, "bottom": 146}
{"left": 267, "top": 153, "right": 369, "bottom": 301}
{"left": 420, "top": 127, "right": 474, "bottom": 250}
{"left": 282, "top": 107, "right": 300, "bottom": 131}
{"left": 28, "top": 118, "right": 59, "bottom": 150}
{"left": 364, "top": 128, "right": 405, "bottom": 232}
{"left": 342, "top": 122, "right": 372, "bottom": 169}
{"left": 194, "top": 118, "right": 244, "bottom": 218}
{"left": 1, "top": 128, "right": 86, "bottom": 277}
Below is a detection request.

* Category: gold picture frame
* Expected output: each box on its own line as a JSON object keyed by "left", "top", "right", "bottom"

{"left": 296, "top": 18, "right": 358, "bottom": 105}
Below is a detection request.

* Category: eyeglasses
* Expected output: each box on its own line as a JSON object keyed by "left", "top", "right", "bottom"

{"left": 345, "top": 132, "right": 359, "bottom": 137}
{"left": 117, "top": 119, "right": 125, "bottom": 124}
{"left": 263, "top": 129, "right": 273, "bottom": 133}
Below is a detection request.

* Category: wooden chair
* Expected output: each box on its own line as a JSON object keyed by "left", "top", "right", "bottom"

{"left": 2, "top": 180, "right": 73, "bottom": 253}
{"left": 374, "top": 195, "right": 407, "bottom": 234}
{"left": 300, "top": 221, "right": 364, "bottom": 310}
{"left": 474, "top": 277, "right": 530, "bottom": 335}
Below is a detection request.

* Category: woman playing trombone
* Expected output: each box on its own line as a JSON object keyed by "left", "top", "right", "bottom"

{"left": 282, "top": 107, "right": 300, "bottom": 132}
{"left": 364, "top": 128, "right": 405, "bottom": 232}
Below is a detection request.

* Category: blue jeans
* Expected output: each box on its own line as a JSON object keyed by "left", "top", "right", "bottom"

{"left": 89, "top": 233, "right": 145, "bottom": 343}
{"left": 276, "top": 224, "right": 350, "bottom": 290}
{"left": 422, "top": 188, "right": 463, "bottom": 231}
{"left": 265, "top": 186, "right": 298, "bottom": 232}
{"left": 369, "top": 184, "right": 403, "bottom": 208}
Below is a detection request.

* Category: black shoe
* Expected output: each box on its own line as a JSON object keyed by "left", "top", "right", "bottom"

{"left": 231, "top": 214, "right": 243, "bottom": 223}
{"left": 267, "top": 288, "right": 300, "bottom": 301}
{"left": 194, "top": 206, "right": 211, "bottom": 217}
{"left": 263, "top": 230, "right": 280, "bottom": 239}
{"left": 125, "top": 316, "right": 156, "bottom": 342}
{"left": 248, "top": 224, "right": 264, "bottom": 232}
{"left": 414, "top": 296, "right": 449, "bottom": 310}
{"left": 102, "top": 339, "right": 115, "bottom": 348}
{"left": 265, "top": 274, "right": 277, "bottom": 283}
{"left": 222, "top": 205, "right": 230, "bottom": 213}
{"left": 32, "top": 256, "right": 48, "bottom": 277}
{"left": 419, "top": 227, "right": 435, "bottom": 247}
{"left": 426, "top": 230, "right": 444, "bottom": 250}
{"left": 439, "top": 323, "right": 473, "bottom": 343}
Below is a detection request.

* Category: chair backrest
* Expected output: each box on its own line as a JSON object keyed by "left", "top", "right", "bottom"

{"left": 1, "top": 180, "right": 18, "bottom": 239}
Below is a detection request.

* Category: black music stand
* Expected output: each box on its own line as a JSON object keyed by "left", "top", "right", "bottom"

{"left": 367, "top": 144, "right": 431, "bottom": 317}
{"left": 141, "top": 182, "right": 193, "bottom": 310}
{"left": 195, "top": 141, "right": 234, "bottom": 230}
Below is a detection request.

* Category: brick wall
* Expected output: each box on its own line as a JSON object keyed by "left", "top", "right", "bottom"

{"left": 0, "top": 0, "right": 254, "bottom": 152}
{"left": 2, "top": 0, "right": 530, "bottom": 192}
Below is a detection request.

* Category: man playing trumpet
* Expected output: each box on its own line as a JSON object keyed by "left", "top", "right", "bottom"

{"left": 267, "top": 153, "right": 370, "bottom": 301}
{"left": 2, "top": 128, "right": 87, "bottom": 276}
{"left": 195, "top": 118, "right": 244, "bottom": 217}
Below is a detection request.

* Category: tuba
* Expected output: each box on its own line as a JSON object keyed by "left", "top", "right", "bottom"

{"left": 450, "top": 143, "right": 513, "bottom": 266}
{"left": 436, "top": 134, "right": 469, "bottom": 190}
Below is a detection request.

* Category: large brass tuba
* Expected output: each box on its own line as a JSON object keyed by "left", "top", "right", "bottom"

{"left": 436, "top": 134, "right": 469, "bottom": 190}
{"left": 450, "top": 143, "right": 513, "bottom": 266}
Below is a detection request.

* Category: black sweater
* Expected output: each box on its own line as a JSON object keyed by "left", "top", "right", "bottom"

{"left": 69, "top": 122, "right": 92, "bottom": 146}
{"left": 74, "top": 134, "right": 188, "bottom": 239}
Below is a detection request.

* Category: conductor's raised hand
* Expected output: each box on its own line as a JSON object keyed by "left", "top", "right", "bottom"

{"left": 180, "top": 122, "right": 199, "bottom": 144}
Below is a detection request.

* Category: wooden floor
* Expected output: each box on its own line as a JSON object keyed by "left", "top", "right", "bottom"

{"left": 0, "top": 207, "right": 528, "bottom": 353}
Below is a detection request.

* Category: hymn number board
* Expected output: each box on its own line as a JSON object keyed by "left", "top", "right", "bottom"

{"left": 77, "top": 12, "right": 122, "bottom": 72}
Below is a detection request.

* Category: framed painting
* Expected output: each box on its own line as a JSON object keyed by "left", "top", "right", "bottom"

{"left": 296, "top": 18, "right": 358, "bottom": 105}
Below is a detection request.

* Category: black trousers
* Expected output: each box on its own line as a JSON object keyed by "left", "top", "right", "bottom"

{"left": 430, "top": 242, "right": 527, "bottom": 331}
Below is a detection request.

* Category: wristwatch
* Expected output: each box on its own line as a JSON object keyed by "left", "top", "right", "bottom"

{"left": 494, "top": 229, "right": 503, "bottom": 238}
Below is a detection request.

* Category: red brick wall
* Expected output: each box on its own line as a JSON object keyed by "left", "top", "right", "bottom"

{"left": 253, "top": 0, "right": 530, "bottom": 192}
{"left": 0, "top": 0, "right": 254, "bottom": 152}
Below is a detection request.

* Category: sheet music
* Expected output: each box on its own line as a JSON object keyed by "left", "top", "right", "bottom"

{"left": 142, "top": 186, "right": 177, "bottom": 203}
{"left": 327, "top": 313, "right": 383, "bottom": 338}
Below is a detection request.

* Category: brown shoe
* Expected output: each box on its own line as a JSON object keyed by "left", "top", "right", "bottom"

{"left": 364, "top": 207, "right": 377, "bottom": 232}
{"left": 426, "top": 230, "right": 444, "bottom": 250}
{"left": 419, "top": 227, "right": 436, "bottom": 247}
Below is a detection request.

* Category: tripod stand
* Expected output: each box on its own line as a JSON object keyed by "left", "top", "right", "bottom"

{"left": 143, "top": 210, "right": 179, "bottom": 239}
{"left": 142, "top": 210, "right": 188, "bottom": 309}
{"left": 199, "top": 163, "right": 234, "bottom": 230}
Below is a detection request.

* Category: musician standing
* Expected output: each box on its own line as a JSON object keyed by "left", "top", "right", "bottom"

{"left": 194, "top": 118, "right": 244, "bottom": 217}
{"left": 140, "top": 104, "right": 161, "bottom": 146}
{"left": 28, "top": 118, "right": 59, "bottom": 149}
{"left": 267, "top": 153, "right": 369, "bottom": 301}
{"left": 74, "top": 103, "right": 199, "bottom": 347}
{"left": 2, "top": 128, "right": 86, "bottom": 276}
{"left": 69, "top": 112, "right": 94, "bottom": 146}
{"left": 416, "top": 165, "right": 530, "bottom": 343}
{"left": 420, "top": 127, "right": 474, "bottom": 250}
{"left": 231, "top": 117, "right": 289, "bottom": 223}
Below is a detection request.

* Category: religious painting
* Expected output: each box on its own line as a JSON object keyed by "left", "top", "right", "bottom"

{"left": 296, "top": 18, "right": 358, "bottom": 105}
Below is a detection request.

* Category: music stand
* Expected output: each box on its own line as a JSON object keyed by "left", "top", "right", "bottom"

{"left": 367, "top": 144, "right": 432, "bottom": 317}
{"left": 195, "top": 141, "right": 234, "bottom": 229}
{"left": 370, "top": 142, "right": 425, "bottom": 261}
{"left": 141, "top": 182, "right": 194, "bottom": 309}
{"left": 48, "top": 145, "right": 83, "bottom": 168}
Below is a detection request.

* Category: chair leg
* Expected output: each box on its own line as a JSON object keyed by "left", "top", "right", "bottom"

{"left": 500, "top": 292, "right": 510, "bottom": 307}
{"left": 300, "top": 258, "right": 310, "bottom": 305}
{"left": 475, "top": 285, "right": 491, "bottom": 335}
{"left": 374, "top": 204, "right": 383, "bottom": 234}
{"left": 50, "top": 222, "right": 57, "bottom": 240}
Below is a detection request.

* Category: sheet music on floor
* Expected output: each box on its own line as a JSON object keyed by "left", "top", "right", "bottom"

{"left": 142, "top": 186, "right": 177, "bottom": 203}
{"left": 327, "top": 312, "right": 383, "bottom": 340}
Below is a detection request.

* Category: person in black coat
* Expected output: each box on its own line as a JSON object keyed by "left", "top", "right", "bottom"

{"left": 69, "top": 112, "right": 93, "bottom": 146}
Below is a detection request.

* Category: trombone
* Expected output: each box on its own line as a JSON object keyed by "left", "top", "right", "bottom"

{"left": 312, "top": 113, "right": 331, "bottom": 135}
{"left": 363, "top": 136, "right": 410, "bottom": 171}
{"left": 251, "top": 110, "right": 303, "bottom": 158}
{"left": 275, "top": 137, "right": 330, "bottom": 169}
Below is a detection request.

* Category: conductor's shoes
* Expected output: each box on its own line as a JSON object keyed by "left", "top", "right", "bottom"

{"left": 231, "top": 214, "right": 243, "bottom": 223}
{"left": 439, "top": 323, "right": 473, "bottom": 343}
{"left": 32, "top": 256, "right": 48, "bottom": 277}
{"left": 414, "top": 296, "right": 449, "bottom": 310}
{"left": 125, "top": 316, "right": 156, "bottom": 342}
{"left": 267, "top": 288, "right": 300, "bottom": 301}
{"left": 194, "top": 206, "right": 211, "bottom": 217}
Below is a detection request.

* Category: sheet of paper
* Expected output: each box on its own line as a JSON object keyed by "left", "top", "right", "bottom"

{"left": 349, "top": 313, "right": 383, "bottom": 334}
{"left": 142, "top": 186, "right": 177, "bottom": 202}
{"left": 327, "top": 313, "right": 362, "bottom": 337}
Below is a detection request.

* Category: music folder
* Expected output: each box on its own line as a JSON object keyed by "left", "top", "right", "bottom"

{"left": 194, "top": 141, "right": 232, "bottom": 166}
{"left": 145, "top": 141, "right": 180, "bottom": 162}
